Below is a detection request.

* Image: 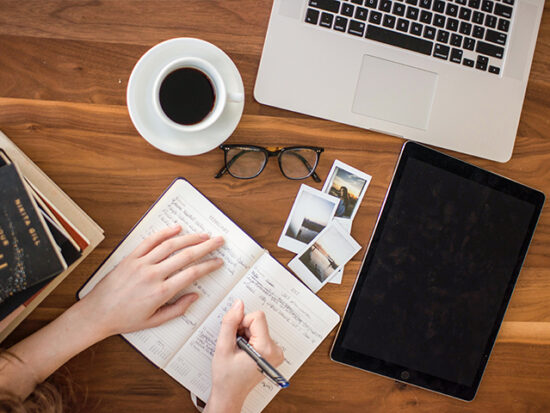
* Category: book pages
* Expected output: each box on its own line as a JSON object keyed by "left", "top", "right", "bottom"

{"left": 164, "top": 252, "right": 340, "bottom": 413}
{"left": 79, "top": 179, "right": 264, "bottom": 367}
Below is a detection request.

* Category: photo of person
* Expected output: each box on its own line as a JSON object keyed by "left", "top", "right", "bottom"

{"left": 323, "top": 160, "right": 372, "bottom": 220}
{"left": 278, "top": 185, "right": 339, "bottom": 254}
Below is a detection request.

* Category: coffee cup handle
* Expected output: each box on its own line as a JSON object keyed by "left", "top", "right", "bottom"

{"left": 227, "top": 91, "right": 244, "bottom": 103}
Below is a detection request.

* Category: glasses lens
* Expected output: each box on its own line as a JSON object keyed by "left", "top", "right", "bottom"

{"left": 280, "top": 148, "right": 319, "bottom": 179}
{"left": 226, "top": 148, "right": 267, "bottom": 178}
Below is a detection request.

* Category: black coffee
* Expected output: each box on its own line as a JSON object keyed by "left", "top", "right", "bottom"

{"left": 158, "top": 68, "right": 216, "bottom": 125}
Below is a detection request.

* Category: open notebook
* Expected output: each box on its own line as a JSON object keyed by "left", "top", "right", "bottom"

{"left": 78, "top": 178, "right": 340, "bottom": 413}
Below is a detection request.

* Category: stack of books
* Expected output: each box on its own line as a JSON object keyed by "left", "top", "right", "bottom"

{"left": 0, "top": 131, "right": 104, "bottom": 343}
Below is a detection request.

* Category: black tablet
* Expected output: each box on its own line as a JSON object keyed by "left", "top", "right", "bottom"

{"left": 331, "top": 142, "right": 545, "bottom": 401}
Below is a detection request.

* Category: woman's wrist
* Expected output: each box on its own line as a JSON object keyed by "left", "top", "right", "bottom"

{"left": 62, "top": 298, "right": 112, "bottom": 345}
{"left": 206, "top": 387, "right": 248, "bottom": 413}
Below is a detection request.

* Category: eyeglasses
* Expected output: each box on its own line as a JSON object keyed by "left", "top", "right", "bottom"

{"left": 215, "top": 145, "right": 324, "bottom": 182}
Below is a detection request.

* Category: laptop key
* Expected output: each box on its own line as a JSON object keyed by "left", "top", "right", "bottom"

{"left": 419, "top": 0, "right": 432, "bottom": 9}
{"left": 365, "top": 0, "right": 378, "bottom": 8}
{"left": 433, "top": 1, "right": 445, "bottom": 13}
{"left": 423, "top": 25, "right": 436, "bottom": 39}
{"left": 473, "top": 25, "right": 484, "bottom": 39}
{"left": 341, "top": 3, "right": 355, "bottom": 16}
{"left": 349, "top": 19, "right": 366, "bottom": 35}
{"left": 486, "top": 29, "right": 507, "bottom": 45}
{"left": 460, "top": 22, "right": 472, "bottom": 35}
{"left": 463, "top": 57, "right": 475, "bottom": 67}
{"left": 351, "top": 0, "right": 363, "bottom": 4}
{"left": 450, "top": 33, "right": 463, "bottom": 47}
{"left": 450, "top": 48, "right": 463, "bottom": 63}
{"left": 365, "top": 24, "right": 434, "bottom": 54}
{"left": 433, "top": 43, "right": 450, "bottom": 59}
{"left": 437, "top": 29, "right": 449, "bottom": 43}
{"left": 393, "top": 3, "right": 406, "bottom": 16}
{"left": 455, "top": 0, "right": 467, "bottom": 5}
{"left": 320, "top": 12, "right": 335, "bottom": 27}
{"left": 445, "top": 3, "right": 458, "bottom": 17}
{"left": 397, "top": 18, "right": 410, "bottom": 32}
{"left": 498, "top": 18, "right": 510, "bottom": 33}
{"left": 472, "top": 11, "right": 484, "bottom": 24}
{"left": 369, "top": 10, "right": 383, "bottom": 23}
{"left": 420, "top": 10, "right": 433, "bottom": 24}
{"left": 405, "top": 0, "right": 418, "bottom": 5}
{"left": 459, "top": 7, "right": 472, "bottom": 21}
{"left": 383, "top": 14, "right": 397, "bottom": 28}
{"left": 305, "top": 8, "right": 321, "bottom": 24}
{"left": 446, "top": 18, "right": 459, "bottom": 31}
{"left": 488, "top": 65, "right": 501, "bottom": 74}
{"left": 468, "top": 0, "right": 480, "bottom": 9}
{"left": 355, "top": 7, "right": 369, "bottom": 20}
{"left": 379, "top": 0, "right": 392, "bottom": 12}
{"left": 434, "top": 14, "right": 446, "bottom": 27}
{"left": 481, "top": 0, "right": 493, "bottom": 13}
{"left": 463, "top": 37, "right": 475, "bottom": 50}
{"left": 476, "top": 55, "right": 488, "bottom": 70}
{"left": 309, "top": 0, "right": 341, "bottom": 13}
{"left": 494, "top": 3, "right": 512, "bottom": 18}
{"left": 502, "top": 0, "right": 514, "bottom": 5}
{"left": 476, "top": 40, "right": 504, "bottom": 58}
{"left": 485, "top": 14, "right": 497, "bottom": 28}
{"left": 410, "top": 22, "right": 423, "bottom": 36}
{"left": 407, "top": 6, "right": 420, "bottom": 20}
{"left": 335, "top": 16, "right": 349, "bottom": 31}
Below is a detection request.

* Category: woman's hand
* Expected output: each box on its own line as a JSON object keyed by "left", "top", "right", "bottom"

{"left": 206, "top": 300, "right": 284, "bottom": 413}
{"left": 2, "top": 226, "right": 225, "bottom": 400}
{"left": 78, "top": 225, "right": 224, "bottom": 339}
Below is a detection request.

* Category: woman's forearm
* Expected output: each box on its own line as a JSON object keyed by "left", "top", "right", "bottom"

{"left": 0, "top": 298, "right": 107, "bottom": 399}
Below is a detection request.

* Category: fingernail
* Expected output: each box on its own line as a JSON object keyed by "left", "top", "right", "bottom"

{"left": 170, "top": 224, "right": 181, "bottom": 230}
{"left": 190, "top": 293, "right": 199, "bottom": 302}
{"left": 199, "top": 233, "right": 210, "bottom": 240}
{"left": 214, "top": 236, "right": 225, "bottom": 245}
{"left": 215, "top": 258, "right": 224, "bottom": 266}
{"left": 231, "top": 299, "right": 242, "bottom": 310}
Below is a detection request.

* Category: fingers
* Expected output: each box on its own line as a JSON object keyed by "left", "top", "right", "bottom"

{"left": 155, "top": 236, "right": 224, "bottom": 275}
{"left": 144, "top": 232, "right": 211, "bottom": 264}
{"left": 146, "top": 293, "right": 199, "bottom": 328}
{"left": 162, "top": 257, "right": 224, "bottom": 298}
{"left": 216, "top": 299, "right": 245, "bottom": 354}
{"left": 241, "top": 311, "right": 270, "bottom": 339}
{"left": 131, "top": 225, "right": 181, "bottom": 258}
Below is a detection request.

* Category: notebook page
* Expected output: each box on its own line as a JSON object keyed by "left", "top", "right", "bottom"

{"left": 79, "top": 179, "right": 264, "bottom": 367}
{"left": 164, "top": 253, "right": 340, "bottom": 413}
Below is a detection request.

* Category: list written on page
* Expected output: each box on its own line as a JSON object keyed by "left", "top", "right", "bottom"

{"left": 81, "top": 181, "right": 264, "bottom": 368}
{"left": 164, "top": 253, "right": 339, "bottom": 413}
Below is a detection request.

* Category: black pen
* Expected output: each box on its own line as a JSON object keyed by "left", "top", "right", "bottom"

{"left": 236, "top": 336, "right": 289, "bottom": 389}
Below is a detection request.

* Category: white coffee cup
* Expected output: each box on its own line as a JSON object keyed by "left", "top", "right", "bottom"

{"left": 152, "top": 56, "right": 244, "bottom": 133}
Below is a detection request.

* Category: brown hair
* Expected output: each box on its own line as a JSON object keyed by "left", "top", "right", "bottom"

{"left": 0, "top": 352, "right": 76, "bottom": 413}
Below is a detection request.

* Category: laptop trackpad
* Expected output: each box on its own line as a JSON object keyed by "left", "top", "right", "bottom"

{"left": 352, "top": 55, "right": 438, "bottom": 130}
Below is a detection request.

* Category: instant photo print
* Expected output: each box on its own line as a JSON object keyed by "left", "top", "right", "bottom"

{"left": 322, "top": 160, "right": 372, "bottom": 220}
{"left": 289, "top": 221, "right": 361, "bottom": 293}
{"left": 278, "top": 185, "right": 339, "bottom": 254}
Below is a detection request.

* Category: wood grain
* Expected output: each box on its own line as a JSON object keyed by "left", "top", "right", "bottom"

{"left": 0, "top": 1, "right": 549, "bottom": 412}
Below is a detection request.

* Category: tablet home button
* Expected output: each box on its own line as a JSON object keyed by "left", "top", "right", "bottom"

{"left": 401, "top": 371, "right": 410, "bottom": 380}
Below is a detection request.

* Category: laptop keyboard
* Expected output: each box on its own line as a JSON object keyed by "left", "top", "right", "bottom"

{"left": 305, "top": 0, "right": 514, "bottom": 75}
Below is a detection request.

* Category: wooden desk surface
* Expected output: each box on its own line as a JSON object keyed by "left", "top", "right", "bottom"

{"left": 1, "top": 1, "right": 549, "bottom": 411}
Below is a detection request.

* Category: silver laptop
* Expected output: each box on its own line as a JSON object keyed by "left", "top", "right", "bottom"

{"left": 254, "top": 0, "right": 544, "bottom": 162}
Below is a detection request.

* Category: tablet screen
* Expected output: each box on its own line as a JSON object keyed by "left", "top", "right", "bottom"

{"left": 331, "top": 142, "right": 545, "bottom": 400}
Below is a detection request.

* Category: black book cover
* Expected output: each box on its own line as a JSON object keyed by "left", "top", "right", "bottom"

{"left": 0, "top": 164, "right": 66, "bottom": 303}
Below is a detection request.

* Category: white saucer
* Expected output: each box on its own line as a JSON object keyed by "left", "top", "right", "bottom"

{"left": 127, "top": 38, "right": 244, "bottom": 156}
